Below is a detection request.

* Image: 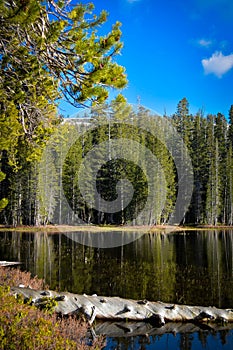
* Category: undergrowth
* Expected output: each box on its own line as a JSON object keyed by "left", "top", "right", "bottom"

{"left": 0, "top": 267, "right": 104, "bottom": 350}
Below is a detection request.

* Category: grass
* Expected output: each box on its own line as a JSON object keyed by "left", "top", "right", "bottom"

{"left": 0, "top": 224, "right": 151, "bottom": 233}
{"left": 1, "top": 223, "right": 233, "bottom": 234}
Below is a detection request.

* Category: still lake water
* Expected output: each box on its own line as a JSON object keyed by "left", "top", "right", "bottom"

{"left": 1, "top": 229, "right": 233, "bottom": 349}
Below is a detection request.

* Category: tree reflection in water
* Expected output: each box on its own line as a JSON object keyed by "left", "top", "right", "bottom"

{"left": 1, "top": 229, "right": 233, "bottom": 349}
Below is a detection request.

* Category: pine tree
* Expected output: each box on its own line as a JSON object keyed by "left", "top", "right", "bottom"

{"left": 172, "top": 98, "right": 193, "bottom": 224}
{"left": 205, "top": 115, "right": 222, "bottom": 225}
{"left": 172, "top": 97, "right": 193, "bottom": 148}
{"left": 226, "top": 145, "right": 233, "bottom": 225}
{"left": 190, "top": 112, "right": 208, "bottom": 224}
{"left": 226, "top": 105, "right": 233, "bottom": 224}
{"left": 0, "top": 0, "right": 127, "bottom": 225}
{"left": 214, "top": 113, "right": 227, "bottom": 223}
{"left": 228, "top": 105, "right": 233, "bottom": 148}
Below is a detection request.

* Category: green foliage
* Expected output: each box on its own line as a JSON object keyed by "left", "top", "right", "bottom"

{"left": 0, "top": 0, "right": 127, "bottom": 225}
{"left": 0, "top": 286, "right": 69, "bottom": 349}
{"left": 0, "top": 283, "right": 103, "bottom": 350}
{"left": 36, "top": 297, "right": 58, "bottom": 315}
{"left": 59, "top": 103, "right": 176, "bottom": 225}
{"left": 0, "top": 198, "right": 8, "bottom": 211}
{"left": 2, "top": 89, "right": 233, "bottom": 226}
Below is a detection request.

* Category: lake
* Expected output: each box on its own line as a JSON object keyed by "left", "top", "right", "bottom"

{"left": 1, "top": 229, "right": 233, "bottom": 349}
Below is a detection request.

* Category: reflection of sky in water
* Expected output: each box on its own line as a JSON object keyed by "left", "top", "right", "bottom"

{"left": 105, "top": 331, "right": 233, "bottom": 350}
{"left": 64, "top": 231, "right": 144, "bottom": 248}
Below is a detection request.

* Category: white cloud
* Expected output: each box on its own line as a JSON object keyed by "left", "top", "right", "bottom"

{"left": 198, "top": 39, "right": 212, "bottom": 48}
{"left": 202, "top": 51, "right": 233, "bottom": 78}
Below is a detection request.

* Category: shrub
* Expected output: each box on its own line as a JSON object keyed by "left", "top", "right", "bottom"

{"left": 0, "top": 267, "right": 45, "bottom": 289}
{"left": 0, "top": 268, "right": 104, "bottom": 349}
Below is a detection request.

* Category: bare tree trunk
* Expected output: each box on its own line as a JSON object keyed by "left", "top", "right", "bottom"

{"left": 11, "top": 287, "right": 233, "bottom": 326}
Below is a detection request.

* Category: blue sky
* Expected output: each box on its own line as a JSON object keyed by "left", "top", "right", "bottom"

{"left": 60, "top": 0, "right": 233, "bottom": 119}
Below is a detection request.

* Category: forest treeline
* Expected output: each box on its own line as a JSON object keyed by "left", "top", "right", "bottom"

{"left": 1, "top": 97, "right": 233, "bottom": 227}
{"left": 1, "top": 1, "right": 233, "bottom": 227}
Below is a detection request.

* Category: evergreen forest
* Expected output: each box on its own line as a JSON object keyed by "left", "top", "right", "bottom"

{"left": 1, "top": 96, "right": 233, "bottom": 227}
{"left": 0, "top": 1, "right": 233, "bottom": 227}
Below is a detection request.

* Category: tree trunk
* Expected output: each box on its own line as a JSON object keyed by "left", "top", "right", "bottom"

{"left": 11, "top": 286, "right": 233, "bottom": 326}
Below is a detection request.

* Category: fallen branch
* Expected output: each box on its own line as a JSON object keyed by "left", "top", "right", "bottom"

{"left": 11, "top": 286, "right": 233, "bottom": 327}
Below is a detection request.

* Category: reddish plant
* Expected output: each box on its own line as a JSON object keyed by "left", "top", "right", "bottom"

{"left": 0, "top": 268, "right": 105, "bottom": 349}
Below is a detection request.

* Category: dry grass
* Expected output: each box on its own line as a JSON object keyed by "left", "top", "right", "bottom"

{"left": 1, "top": 223, "right": 233, "bottom": 235}
{"left": 0, "top": 224, "right": 151, "bottom": 233}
